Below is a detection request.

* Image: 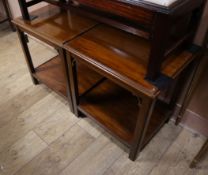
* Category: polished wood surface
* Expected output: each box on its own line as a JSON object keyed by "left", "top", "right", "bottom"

{"left": 79, "top": 79, "right": 138, "bottom": 144}
{"left": 71, "top": 0, "right": 204, "bottom": 80}
{"left": 33, "top": 55, "right": 102, "bottom": 98}
{"left": 73, "top": 0, "right": 154, "bottom": 26}
{"left": 64, "top": 22, "right": 202, "bottom": 160}
{"left": 162, "top": 50, "right": 202, "bottom": 78}
{"left": 34, "top": 56, "right": 67, "bottom": 97}
{"left": 78, "top": 79, "right": 169, "bottom": 145}
{"left": 65, "top": 24, "right": 200, "bottom": 97}
{"left": 13, "top": 0, "right": 205, "bottom": 161}
{"left": 2, "top": 32, "right": 207, "bottom": 174}
{"left": 77, "top": 62, "right": 103, "bottom": 95}
{"left": 17, "top": 0, "right": 205, "bottom": 79}
{"left": 14, "top": 4, "right": 101, "bottom": 112}
{"left": 65, "top": 24, "right": 158, "bottom": 97}
{"left": 13, "top": 5, "right": 98, "bottom": 47}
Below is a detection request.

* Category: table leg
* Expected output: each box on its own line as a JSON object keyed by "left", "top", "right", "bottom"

{"left": 129, "top": 97, "right": 156, "bottom": 161}
{"left": 190, "top": 139, "right": 208, "bottom": 168}
{"left": 2, "top": 0, "right": 15, "bottom": 31}
{"left": 66, "top": 52, "right": 79, "bottom": 117}
{"left": 58, "top": 48, "right": 74, "bottom": 113}
{"left": 175, "top": 59, "right": 202, "bottom": 125}
{"left": 16, "top": 28, "right": 39, "bottom": 85}
{"left": 18, "top": 0, "right": 30, "bottom": 20}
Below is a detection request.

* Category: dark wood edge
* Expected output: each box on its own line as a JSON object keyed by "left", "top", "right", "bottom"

{"left": 78, "top": 106, "right": 131, "bottom": 147}
{"left": 141, "top": 109, "right": 171, "bottom": 148}
{"left": 79, "top": 77, "right": 107, "bottom": 98}
{"left": 13, "top": 23, "right": 61, "bottom": 48}
{"left": 56, "top": 48, "right": 74, "bottom": 112}
{"left": 16, "top": 27, "right": 39, "bottom": 85}
{"left": 66, "top": 48, "right": 160, "bottom": 98}
{"left": 32, "top": 73, "right": 67, "bottom": 99}
{"left": 190, "top": 139, "right": 208, "bottom": 168}
{"left": 129, "top": 97, "right": 156, "bottom": 160}
{"left": 67, "top": 5, "right": 151, "bottom": 39}
{"left": 166, "top": 51, "right": 203, "bottom": 79}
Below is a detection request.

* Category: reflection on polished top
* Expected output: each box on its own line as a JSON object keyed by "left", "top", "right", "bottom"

{"left": 65, "top": 24, "right": 159, "bottom": 96}
{"left": 13, "top": 5, "right": 98, "bottom": 47}
{"left": 65, "top": 24, "right": 198, "bottom": 97}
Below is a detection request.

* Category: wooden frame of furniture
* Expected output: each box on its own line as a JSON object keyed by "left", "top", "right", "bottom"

{"left": 190, "top": 139, "right": 208, "bottom": 168}
{"left": 15, "top": 1, "right": 205, "bottom": 161}
{"left": 175, "top": 34, "right": 208, "bottom": 168}
{"left": 0, "top": 0, "right": 15, "bottom": 31}
{"left": 176, "top": 32, "right": 208, "bottom": 125}
{"left": 15, "top": 27, "right": 75, "bottom": 110}
{"left": 17, "top": 0, "right": 205, "bottom": 80}
{"left": 13, "top": 5, "right": 103, "bottom": 112}
{"left": 63, "top": 23, "right": 202, "bottom": 160}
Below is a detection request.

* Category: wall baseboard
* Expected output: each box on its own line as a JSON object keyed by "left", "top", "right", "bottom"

{"left": 173, "top": 107, "right": 208, "bottom": 137}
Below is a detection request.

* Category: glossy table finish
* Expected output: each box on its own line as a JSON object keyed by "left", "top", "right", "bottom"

{"left": 14, "top": 1, "right": 204, "bottom": 161}
{"left": 13, "top": 5, "right": 101, "bottom": 111}
{"left": 13, "top": 5, "right": 98, "bottom": 47}
{"left": 63, "top": 23, "right": 202, "bottom": 160}
{"left": 17, "top": 0, "right": 205, "bottom": 80}
{"left": 65, "top": 24, "right": 158, "bottom": 97}
{"left": 65, "top": 24, "right": 200, "bottom": 97}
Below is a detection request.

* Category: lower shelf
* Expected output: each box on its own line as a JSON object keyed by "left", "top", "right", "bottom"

{"left": 33, "top": 56, "right": 170, "bottom": 147}
{"left": 79, "top": 79, "right": 170, "bottom": 146}
{"left": 34, "top": 56, "right": 67, "bottom": 97}
{"left": 34, "top": 56, "right": 102, "bottom": 98}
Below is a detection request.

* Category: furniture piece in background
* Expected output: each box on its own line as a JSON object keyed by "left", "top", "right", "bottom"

{"left": 0, "top": 0, "right": 14, "bottom": 31}
{"left": 17, "top": 0, "right": 205, "bottom": 80}
{"left": 63, "top": 23, "right": 202, "bottom": 160}
{"left": 13, "top": 5, "right": 102, "bottom": 113}
{"left": 190, "top": 139, "right": 208, "bottom": 168}
{"left": 14, "top": 0, "right": 205, "bottom": 161}
{"left": 175, "top": 22, "right": 208, "bottom": 168}
{"left": 176, "top": 33, "right": 208, "bottom": 125}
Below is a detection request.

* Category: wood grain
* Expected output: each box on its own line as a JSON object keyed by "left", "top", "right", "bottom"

{"left": 34, "top": 56, "right": 68, "bottom": 97}
{"left": 77, "top": 117, "right": 104, "bottom": 138}
{"left": 74, "top": 0, "right": 154, "bottom": 26}
{"left": 60, "top": 135, "right": 123, "bottom": 175}
{"left": 103, "top": 122, "right": 181, "bottom": 175}
{"left": 0, "top": 94, "right": 63, "bottom": 153}
{"left": 13, "top": 5, "right": 98, "bottom": 47}
{"left": 33, "top": 55, "right": 103, "bottom": 98}
{"left": 15, "top": 125, "right": 94, "bottom": 175}
{"left": 0, "top": 131, "right": 47, "bottom": 175}
{"left": 0, "top": 85, "right": 48, "bottom": 128}
{"left": 149, "top": 129, "right": 206, "bottom": 175}
{"left": 78, "top": 80, "right": 139, "bottom": 144}
{"left": 65, "top": 24, "right": 200, "bottom": 96}
{"left": 34, "top": 101, "right": 79, "bottom": 144}
{"left": 65, "top": 24, "right": 158, "bottom": 97}
{"left": 1, "top": 23, "right": 207, "bottom": 175}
